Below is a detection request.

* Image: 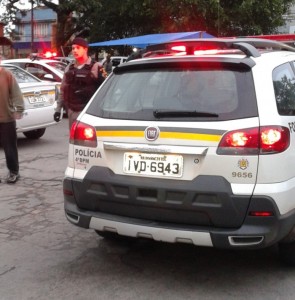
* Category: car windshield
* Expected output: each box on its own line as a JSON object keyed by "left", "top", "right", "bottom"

{"left": 3, "top": 66, "right": 39, "bottom": 83}
{"left": 87, "top": 65, "right": 258, "bottom": 121}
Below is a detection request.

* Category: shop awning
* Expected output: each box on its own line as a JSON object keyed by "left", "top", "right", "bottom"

{"left": 90, "top": 31, "right": 214, "bottom": 48}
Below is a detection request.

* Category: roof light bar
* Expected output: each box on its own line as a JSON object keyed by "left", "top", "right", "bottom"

{"left": 170, "top": 45, "right": 186, "bottom": 52}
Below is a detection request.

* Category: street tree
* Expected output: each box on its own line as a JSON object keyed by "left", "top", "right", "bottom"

{"left": 87, "top": 0, "right": 295, "bottom": 44}
{"left": 1, "top": 0, "right": 295, "bottom": 55}
{"left": 219, "top": 0, "right": 295, "bottom": 36}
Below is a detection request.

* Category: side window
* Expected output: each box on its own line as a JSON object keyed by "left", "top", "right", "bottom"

{"left": 273, "top": 63, "right": 295, "bottom": 115}
{"left": 25, "top": 63, "right": 46, "bottom": 80}
{"left": 112, "top": 59, "right": 121, "bottom": 67}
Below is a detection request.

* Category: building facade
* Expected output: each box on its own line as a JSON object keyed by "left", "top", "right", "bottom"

{"left": 278, "top": 5, "right": 295, "bottom": 33}
{"left": 13, "top": 5, "right": 56, "bottom": 57}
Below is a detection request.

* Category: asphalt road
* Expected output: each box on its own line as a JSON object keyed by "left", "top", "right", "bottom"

{"left": 1, "top": 118, "right": 295, "bottom": 300}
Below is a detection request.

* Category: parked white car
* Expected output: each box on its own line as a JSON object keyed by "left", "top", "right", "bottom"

{"left": 101, "top": 56, "right": 127, "bottom": 70}
{"left": 2, "top": 58, "right": 68, "bottom": 115}
{"left": 53, "top": 56, "right": 75, "bottom": 65}
{"left": 2, "top": 64, "right": 60, "bottom": 139}
{"left": 2, "top": 58, "right": 65, "bottom": 83}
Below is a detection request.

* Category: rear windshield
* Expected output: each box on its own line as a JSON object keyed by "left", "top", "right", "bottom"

{"left": 4, "top": 66, "right": 39, "bottom": 83}
{"left": 87, "top": 65, "right": 257, "bottom": 121}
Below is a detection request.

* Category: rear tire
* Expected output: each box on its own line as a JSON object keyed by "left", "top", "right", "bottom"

{"left": 278, "top": 242, "right": 295, "bottom": 265}
{"left": 23, "top": 128, "right": 46, "bottom": 139}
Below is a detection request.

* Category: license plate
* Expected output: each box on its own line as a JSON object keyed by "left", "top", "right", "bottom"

{"left": 123, "top": 152, "right": 183, "bottom": 177}
{"left": 27, "top": 95, "right": 47, "bottom": 104}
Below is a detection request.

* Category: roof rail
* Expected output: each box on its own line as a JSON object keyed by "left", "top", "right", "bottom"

{"left": 146, "top": 38, "right": 295, "bottom": 58}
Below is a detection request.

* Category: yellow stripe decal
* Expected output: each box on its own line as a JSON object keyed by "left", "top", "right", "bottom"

{"left": 23, "top": 91, "right": 55, "bottom": 97}
{"left": 160, "top": 132, "right": 221, "bottom": 142}
{"left": 97, "top": 130, "right": 221, "bottom": 142}
{"left": 98, "top": 131, "right": 144, "bottom": 138}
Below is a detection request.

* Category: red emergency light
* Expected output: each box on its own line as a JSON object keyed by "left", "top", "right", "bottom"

{"left": 43, "top": 50, "right": 57, "bottom": 58}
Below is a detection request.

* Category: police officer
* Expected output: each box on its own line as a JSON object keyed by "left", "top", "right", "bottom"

{"left": 54, "top": 37, "right": 107, "bottom": 128}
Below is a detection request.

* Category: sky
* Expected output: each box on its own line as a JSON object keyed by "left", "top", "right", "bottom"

{"left": 0, "top": 0, "right": 31, "bottom": 16}
{"left": 0, "top": 0, "right": 57, "bottom": 34}
{"left": 0, "top": 0, "right": 58, "bottom": 15}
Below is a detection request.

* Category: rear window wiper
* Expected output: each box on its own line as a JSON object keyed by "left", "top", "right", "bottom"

{"left": 153, "top": 110, "right": 219, "bottom": 118}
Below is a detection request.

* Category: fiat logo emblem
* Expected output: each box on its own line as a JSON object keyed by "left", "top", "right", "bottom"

{"left": 145, "top": 126, "right": 160, "bottom": 141}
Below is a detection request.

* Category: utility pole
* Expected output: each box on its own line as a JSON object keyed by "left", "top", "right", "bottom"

{"left": 217, "top": 0, "right": 220, "bottom": 37}
{"left": 31, "top": 0, "right": 34, "bottom": 53}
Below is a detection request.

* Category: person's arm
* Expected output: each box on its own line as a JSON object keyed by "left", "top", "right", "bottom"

{"left": 9, "top": 72, "right": 25, "bottom": 119}
{"left": 55, "top": 81, "right": 64, "bottom": 113}
{"left": 92, "top": 62, "right": 107, "bottom": 85}
{"left": 56, "top": 64, "right": 71, "bottom": 114}
{"left": 53, "top": 64, "right": 71, "bottom": 121}
{"left": 53, "top": 79, "right": 65, "bottom": 122}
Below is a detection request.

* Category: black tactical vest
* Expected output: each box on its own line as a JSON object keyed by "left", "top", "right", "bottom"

{"left": 63, "top": 61, "right": 104, "bottom": 112}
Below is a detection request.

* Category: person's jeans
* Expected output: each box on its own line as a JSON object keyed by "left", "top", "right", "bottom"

{"left": 0, "top": 121, "right": 19, "bottom": 174}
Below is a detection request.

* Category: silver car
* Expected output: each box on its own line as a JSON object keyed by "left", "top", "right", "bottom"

{"left": 2, "top": 64, "right": 60, "bottom": 139}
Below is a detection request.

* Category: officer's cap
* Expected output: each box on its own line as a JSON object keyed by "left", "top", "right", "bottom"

{"left": 72, "top": 37, "right": 88, "bottom": 48}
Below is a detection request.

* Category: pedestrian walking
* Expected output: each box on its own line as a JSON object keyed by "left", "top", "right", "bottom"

{"left": 53, "top": 37, "right": 107, "bottom": 129}
{"left": 0, "top": 55, "right": 25, "bottom": 184}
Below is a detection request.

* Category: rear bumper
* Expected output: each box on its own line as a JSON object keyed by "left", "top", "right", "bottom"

{"left": 64, "top": 196, "right": 295, "bottom": 249}
{"left": 16, "top": 121, "right": 58, "bottom": 133}
{"left": 16, "top": 106, "right": 59, "bottom": 132}
{"left": 64, "top": 167, "right": 252, "bottom": 228}
{"left": 63, "top": 170, "right": 295, "bottom": 249}
{"left": 65, "top": 200, "right": 294, "bottom": 249}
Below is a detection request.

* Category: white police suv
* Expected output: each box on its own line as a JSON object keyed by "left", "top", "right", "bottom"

{"left": 63, "top": 38, "right": 295, "bottom": 265}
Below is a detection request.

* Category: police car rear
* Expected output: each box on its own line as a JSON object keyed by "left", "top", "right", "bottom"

{"left": 63, "top": 38, "right": 295, "bottom": 265}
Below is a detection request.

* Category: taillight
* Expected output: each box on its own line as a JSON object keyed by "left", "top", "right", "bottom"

{"left": 70, "top": 121, "right": 97, "bottom": 147}
{"left": 249, "top": 211, "right": 274, "bottom": 217}
{"left": 217, "top": 126, "right": 290, "bottom": 155}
